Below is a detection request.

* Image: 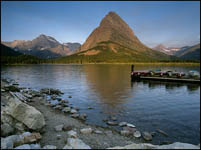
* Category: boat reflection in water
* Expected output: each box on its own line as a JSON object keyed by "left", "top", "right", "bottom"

{"left": 131, "top": 80, "right": 200, "bottom": 92}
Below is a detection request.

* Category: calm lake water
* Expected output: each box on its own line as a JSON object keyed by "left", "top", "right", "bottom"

{"left": 1, "top": 64, "right": 200, "bottom": 145}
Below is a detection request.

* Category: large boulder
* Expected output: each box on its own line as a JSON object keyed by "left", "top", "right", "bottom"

{"left": 156, "top": 142, "right": 200, "bottom": 149}
{"left": 6, "top": 96, "right": 45, "bottom": 131}
{"left": 63, "top": 138, "right": 91, "bottom": 149}
{"left": 1, "top": 122, "right": 15, "bottom": 137}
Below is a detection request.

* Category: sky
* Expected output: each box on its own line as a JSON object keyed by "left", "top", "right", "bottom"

{"left": 1, "top": 1, "right": 200, "bottom": 48}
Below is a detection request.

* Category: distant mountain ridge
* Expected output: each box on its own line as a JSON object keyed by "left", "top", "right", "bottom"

{"left": 2, "top": 35, "right": 81, "bottom": 59}
{"left": 153, "top": 44, "right": 181, "bottom": 55}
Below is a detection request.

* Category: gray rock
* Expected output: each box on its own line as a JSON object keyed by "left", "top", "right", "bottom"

{"left": 70, "top": 109, "right": 77, "bottom": 114}
{"left": 63, "top": 145, "right": 73, "bottom": 149}
{"left": 1, "top": 123, "right": 15, "bottom": 137}
{"left": 80, "top": 128, "right": 92, "bottom": 134}
{"left": 6, "top": 96, "right": 45, "bottom": 131}
{"left": 71, "top": 113, "right": 80, "bottom": 118}
{"left": 43, "top": 145, "right": 57, "bottom": 149}
{"left": 78, "top": 114, "right": 87, "bottom": 121}
{"left": 15, "top": 122, "right": 27, "bottom": 132}
{"left": 156, "top": 142, "right": 200, "bottom": 149}
{"left": 133, "top": 131, "right": 141, "bottom": 138}
{"left": 88, "top": 107, "right": 93, "bottom": 109}
{"left": 94, "top": 130, "right": 103, "bottom": 134}
{"left": 67, "top": 130, "right": 77, "bottom": 138}
{"left": 111, "top": 116, "right": 117, "bottom": 121}
{"left": 23, "top": 93, "right": 32, "bottom": 99}
{"left": 107, "top": 143, "right": 156, "bottom": 149}
{"left": 120, "top": 130, "right": 130, "bottom": 136}
{"left": 50, "top": 100, "right": 59, "bottom": 106}
{"left": 65, "top": 138, "right": 91, "bottom": 149}
{"left": 118, "top": 122, "right": 127, "bottom": 127}
{"left": 143, "top": 132, "right": 152, "bottom": 141}
{"left": 15, "top": 144, "right": 31, "bottom": 149}
{"left": 107, "top": 121, "right": 118, "bottom": 126}
{"left": 123, "top": 126, "right": 136, "bottom": 133}
{"left": 150, "top": 132, "right": 156, "bottom": 137}
{"left": 54, "top": 124, "right": 64, "bottom": 131}
{"left": 62, "top": 107, "right": 71, "bottom": 113}
{"left": 30, "top": 144, "right": 41, "bottom": 149}
{"left": 56, "top": 134, "right": 62, "bottom": 140}
{"left": 126, "top": 123, "right": 136, "bottom": 128}
{"left": 4, "top": 85, "right": 20, "bottom": 92}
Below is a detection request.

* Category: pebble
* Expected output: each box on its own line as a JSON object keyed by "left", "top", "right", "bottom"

{"left": 71, "top": 113, "right": 80, "bottom": 118}
{"left": 88, "top": 107, "right": 93, "bottom": 109}
{"left": 68, "top": 96, "right": 72, "bottom": 98}
{"left": 94, "top": 130, "right": 103, "bottom": 134}
{"left": 70, "top": 109, "right": 78, "bottom": 114}
{"left": 120, "top": 130, "right": 130, "bottom": 136}
{"left": 80, "top": 128, "right": 92, "bottom": 134}
{"left": 133, "top": 131, "right": 141, "bottom": 138}
{"left": 143, "top": 132, "right": 152, "bottom": 141}
{"left": 67, "top": 130, "right": 77, "bottom": 138}
{"left": 111, "top": 116, "right": 117, "bottom": 121}
{"left": 118, "top": 122, "right": 127, "bottom": 127}
{"left": 62, "top": 107, "right": 71, "bottom": 113}
{"left": 43, "top": 145, "right": 57, "bottom": 149}
{"left": 107, "top": 121, "right": 118, "bottom": 126}
{"left": 126, "top": 123, "right": 136, "bottom": 128}
{"left": 56, "top": 135, "right": 62, "bottom": 140}
{"left": 54, "top": 124, "right": 64, "bottom": 132}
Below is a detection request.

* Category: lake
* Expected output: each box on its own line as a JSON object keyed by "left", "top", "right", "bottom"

{"left": 1, "top": 64, "right": 200, "bottom": 145}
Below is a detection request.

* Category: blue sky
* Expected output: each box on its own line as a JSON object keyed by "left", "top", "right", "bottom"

{"left": 1, "top": 1, "right": 200, "bottom": 48}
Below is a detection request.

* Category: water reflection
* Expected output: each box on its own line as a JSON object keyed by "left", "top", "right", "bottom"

{"left": 83, "top": 65, "right": 131, "bottom": 108}
{"left": 131, "top": 80, "right": 200, "bottom": 93}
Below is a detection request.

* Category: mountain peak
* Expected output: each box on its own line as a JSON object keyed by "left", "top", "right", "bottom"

{"left": 80, "top": 11, "right": 143, "bottom": 51}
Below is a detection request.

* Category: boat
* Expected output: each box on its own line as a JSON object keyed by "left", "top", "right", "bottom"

{"left": 130, "top": 65, "right": 200, "bottom": 84}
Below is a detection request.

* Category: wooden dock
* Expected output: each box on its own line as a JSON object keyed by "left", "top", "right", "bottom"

{"left": 132, "top": 76, "right": 200, "bottom": 84}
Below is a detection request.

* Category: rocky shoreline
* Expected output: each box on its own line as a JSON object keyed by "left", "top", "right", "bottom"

{"left": 1, "top": 78, "right": 200, "bottom": 149}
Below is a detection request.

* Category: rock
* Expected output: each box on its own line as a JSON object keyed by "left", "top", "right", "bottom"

{"left": 23, "top": 93, "right": 32, "bottom": 99}
{"left": 54, "top": 124, "right": 64, "bottom": 132}
{"left": 118, "top": 122, "right": 127, "bottom": 127}
{"left": 56, "top": 134, "right": 62, "bottom": 140}
{"left": 23, "top": 132, "right": 42, "bottom": 144}
{"left": 4, "top": 85, "right": 20, "bottom": 92}
{"left": 80, "top": 128, "right": 92, "bottom": 134}
{"left": 133, "top": 131, "right": 141, "bottom": 138}
{"left": 120, "top": 130, "right": 130, "bottom": 136}
{"left": 70, "top": 109, "right": 78, "bottom": 114}
{"left": 15, "top": 122, "right": 27, "bottom": 133}
{"left": 78, "top": 113, "right": 87, "bottom": 121}
{"left": 61, "top": 99, "right": 69, "bottom": 103}
{"left": 88, "top": 107, "right": 93, "bottom": 109}
{"left": 51, "top": 95, "right": 57, "bottom": 100}
{"left": 107, "top": 143, "right": 157, "bottom": 149}
{"left": 63, "top": 145, "right": 73, "bottom": 149}
{"left": 156, "top": 142, "right": 200, "bottom": 149}
{"left": 123, "top": 126, "right": 136, "bottom": 133}
{"left": 65, "top": 138, "right": 91, "bottom": 149}
{"left": 143, "top": 132, "right": 152, "bottom": 141}
{"left": 63, "top": 125, "right": 73, "bottom": 131}
{"left": 94, "top": 130, "right": 103, "bottom": 134}
{"left": 150, "top": 132, "right": 156, "bottom": 137}
{"left": 156, "top": 129, "right": 168, "bottom": 137}
{"left": 126, "top": 123, "right": 136, "bottom": 128}
{"left": 40, "top": 88, "right": 63, "bottom": 95}
{"left": 6, "top": 96, "right": 45, "bottom": 131}
{"left": 30, "top": 144, "right": 41, "bottom": 149}
{"left": 1, "top": 123, "right": 15, "bottom": 137}
{"left": 68, "top": 96, "right": 72, "bottom": 98}
{"left": 1, "top": 135, "right": 18, "bottom": 149}
{"left": 71, "top": 113, "right": 80, "bottom": 118}
{"left": 10, "top": 91, "right": 27, "bottom": 102}
{"left": 15, "top": 144, "right": 31, "bottom": 149}
{"left": 111, "top": 116, "right": 117, "bottom": 121}
{"left": 103, "top": 119, "right": 108, "bottom": 122}
{"left": 106, "top": 121, "right": 118, "bottom": 126}
{"left": 67, "top": 130, "right": 77, "bottom": 138}
{"left": 43, "top": 145, "right": 57, "bottom": 149}
{"left": 50, "top": 100, "right": 59, "bottom": 106}
{"left": 1, "top": 88, "right": 6, "bottom": 92}
{"left": 62, "top": 107, "right": 71, "bottom": 113}
{"left": 53, "top": 105, "right": 62, "bottom": 110}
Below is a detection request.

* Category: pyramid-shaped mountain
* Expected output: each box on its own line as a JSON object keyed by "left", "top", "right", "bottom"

{"left": 57, "top": 11, "right": 173, "bottom": 63}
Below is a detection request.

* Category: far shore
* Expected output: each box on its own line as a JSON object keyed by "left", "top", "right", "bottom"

{"left": 1, "top": 62, "right": 200, "bottom": 66}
